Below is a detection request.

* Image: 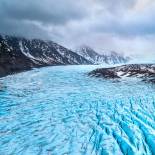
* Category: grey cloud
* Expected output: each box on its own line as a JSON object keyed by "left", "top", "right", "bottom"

{"left": 0, "top": 0, "right": 155, "bottom": 60}
{"left": 0, "top": 18, "right": 56, "bottom": 40}
{"left": 0, "top": 0, "right": 87, "bottom": 25}
{"left": 93, "top": 16, "right": 155, "bottom": 37}
{"left": 96, "top": 0, "right": 136, "bottom": 13}
{"left": 0, "top": 0, "right": 89, "bottom": 40}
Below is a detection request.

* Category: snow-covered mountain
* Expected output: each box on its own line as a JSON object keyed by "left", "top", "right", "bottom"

{"left": 0, "top": 35, "right": 92, "bottom": 77}
{"left": 76, "top": 45, "right": 130, "bottom": 64}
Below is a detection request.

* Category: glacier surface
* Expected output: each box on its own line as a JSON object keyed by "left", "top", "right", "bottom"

{"left": 0, "top": 65, "right": 155, "bottom": 155}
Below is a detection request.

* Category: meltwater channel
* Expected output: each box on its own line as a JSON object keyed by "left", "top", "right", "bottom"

{"left": 0, "top": 65, "right": 155, "bottom": 155}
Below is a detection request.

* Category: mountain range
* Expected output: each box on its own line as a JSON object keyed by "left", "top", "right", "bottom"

{"left": 0, "top": 34, "right": 129, "bottom": 77}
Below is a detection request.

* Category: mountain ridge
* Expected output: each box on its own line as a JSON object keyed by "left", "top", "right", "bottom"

{"left": 76, "top": 45, "right": 130, "bottom": 65}
{"left": 0, "top": 34, "right": 130, "bottom": 78}
{"left": 0, "top": 34, "right": 92, "bottom": 77}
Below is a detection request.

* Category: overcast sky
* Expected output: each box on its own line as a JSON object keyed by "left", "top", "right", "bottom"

{"left": 0, "top": 0, "right": 155, "bottom": 60}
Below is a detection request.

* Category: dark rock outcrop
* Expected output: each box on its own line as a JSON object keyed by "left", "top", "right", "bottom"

{"left": 89, "top": 64, "right": 155, "bottom": 83}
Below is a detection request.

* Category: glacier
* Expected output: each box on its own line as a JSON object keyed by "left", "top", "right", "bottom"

{"left": 0, "top": 65, "right": 155, "bottom": 155}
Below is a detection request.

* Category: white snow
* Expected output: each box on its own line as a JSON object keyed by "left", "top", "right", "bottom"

{"left": 19, "top": 41, "right": 37, "bottom": 61}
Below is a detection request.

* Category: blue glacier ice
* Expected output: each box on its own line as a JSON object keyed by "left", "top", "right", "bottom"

{"left": 0, "top": 65, "right": 155, "bottom": 155}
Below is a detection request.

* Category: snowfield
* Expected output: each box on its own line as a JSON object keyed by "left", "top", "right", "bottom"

{"left": 0, "top": 65, "right": 155, "bottom": 155}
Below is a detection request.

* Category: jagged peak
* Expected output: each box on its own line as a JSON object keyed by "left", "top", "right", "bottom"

{"left": 76, "top": 45, "right": 99, "bottom": 55}
{"left": 75, "top": 45, "right": 130, "bottom": 64}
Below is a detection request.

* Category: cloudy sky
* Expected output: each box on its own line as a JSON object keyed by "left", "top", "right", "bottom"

{"left": 0, "top": 0, "right": 155, "bottom": 60}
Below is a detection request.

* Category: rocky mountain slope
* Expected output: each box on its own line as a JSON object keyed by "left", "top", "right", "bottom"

{"left": 0, "top": 35, "right": 92, "bottom": 77}
{"left": 76, "top": 45, "right": 130, "bottom": 64}
{"left": 89, "top": 64, "right": 155, "bottom": 83}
